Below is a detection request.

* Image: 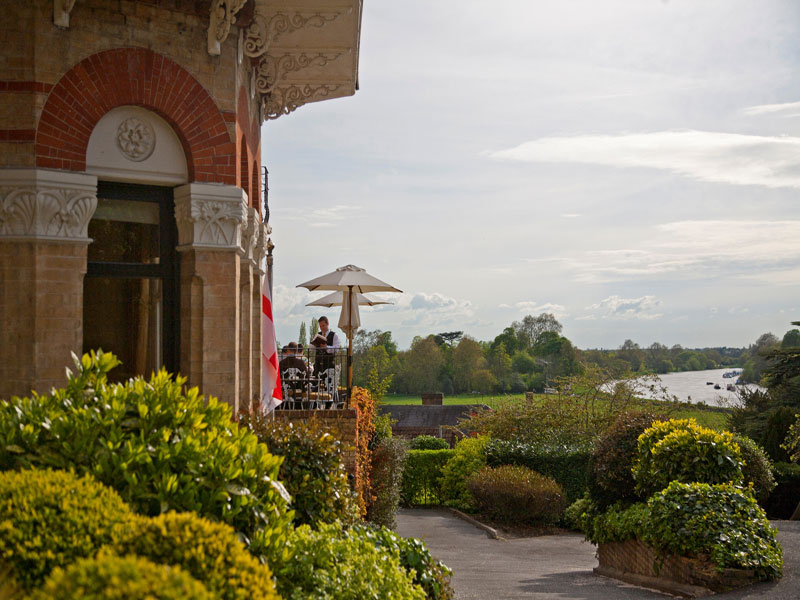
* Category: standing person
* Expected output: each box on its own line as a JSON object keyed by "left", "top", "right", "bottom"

{"left": 311, "top": 316, "right": 339, "bottom": 375}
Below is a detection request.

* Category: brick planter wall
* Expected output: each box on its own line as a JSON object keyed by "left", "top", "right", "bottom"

{"left": 272, "top": 409, "right": 358, "bottom": 477}
{"left": 596, "top": 539, "right": 760, "bottom": 597}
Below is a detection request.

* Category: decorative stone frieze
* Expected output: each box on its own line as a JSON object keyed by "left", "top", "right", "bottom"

{"left": 0, "top": 169, "right": 97, "bottom": 243}
{"left": 208, "top": 0, "right": 249, "bottom": 56}
{"left": 254, "top": 50, "right": 344, "bottom": 95}
{"left": 244, "top": 9, "right": 342, "bottom": 59}
{"left": 263, "top": 83, "right": 344, "bottom": 119}
{"left": 54, "top": 0, "right": 77, "bottom": 28}
{"left": 174, "top": 183, "right": 248, "bottom": 251}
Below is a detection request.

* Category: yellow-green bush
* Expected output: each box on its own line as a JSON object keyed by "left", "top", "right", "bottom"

{"left": 0, "top": 468, "right": 133, "bottom": 590}
{"left": 112, "top": 512, "right": 280, "bottom": 600}
{"left": 439, "top": 436, "right": 489, "bottom": 510}
{"left": 30, "top": 554, "right": 213, "bottom": 600}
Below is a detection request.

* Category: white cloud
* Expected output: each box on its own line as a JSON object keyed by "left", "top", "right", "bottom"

{"left": 561, "top": 213, "right": 581, "bottom": 218}
{"left": 283, "top": 204, "right": 363, "bottom": 228}
{"left": 489, "top": 130, "right": 800, "bottom": 189}
{"left": 503, "top": 300, "right": 568, "bottom": 318}
{"left": 586, "top": 295, "right": 663, "bottom": 320}
{"left": 741, "top": 100, "right": 800, "bottom": 116}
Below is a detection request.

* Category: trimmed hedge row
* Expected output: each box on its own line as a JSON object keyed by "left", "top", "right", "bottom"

{"left": 485, "top": 440, "right": 591, "bottom": 502}
{"left": 401, "top": 450, "right": 454, "bottom": 506}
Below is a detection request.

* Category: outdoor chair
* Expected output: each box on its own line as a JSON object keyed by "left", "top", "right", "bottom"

{"left": 281, "top": 367, "right": 305, "bottom": 409}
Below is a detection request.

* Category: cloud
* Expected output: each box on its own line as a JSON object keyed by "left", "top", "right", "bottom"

{"left": 489, "top": 130, "right": 800, "bottom": 189}
{"left": 501, "top": 300, "right": 569, "bottom": 318}
{"left": 585, "top": 295, "right": 663, "bottom": 320}
{"left": 283, "top": 204, "right": 363, "bottom": 228}
{"left": 741, "top": 101, "right": 800, "bottom": 117}
{"left": 561, "top": 213, "right": 581, "bottom": 218}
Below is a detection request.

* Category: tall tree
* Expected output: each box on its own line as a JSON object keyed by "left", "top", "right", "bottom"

{"left": 396, "top": 337, "right": 444, "bottom": 394}
{"left": 299, "top": 322, "right": 307, "bottom": 345}
{"left": 452, "top": 337, "right": 484, "bottom": 393}
{"left": 512, "top": 313, "right": 563, "bottom": 349}
{"left": 310, "top": 318, "right": 319, "bottom": 338}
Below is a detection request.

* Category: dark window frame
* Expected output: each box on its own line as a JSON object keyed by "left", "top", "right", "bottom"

{"left": 86, "top": 181, "right": 180, "bottom": 373}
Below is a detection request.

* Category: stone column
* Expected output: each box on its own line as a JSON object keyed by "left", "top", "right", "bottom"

{"left": 0, "top": 168, "right": 97, "bottom": 399}
{"left": 174, "top": 183, "right": 247, "bottom": 413}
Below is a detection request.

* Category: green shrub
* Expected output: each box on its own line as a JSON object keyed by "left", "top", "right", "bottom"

{"left": 402, "top": 449, "right": 454, "bottom": 506}
{"left": 0, "top": 468, "right": 133, "bottom": 590}
{"left": 633, "top": 419, "right": 743, "bottom": 497}
{"left": 352, "top": 524, "right": 454, "bottom": 600}
{"left": 763, "top": 462, "right": 800, "bottom": 518}
{"left": 440, "top": 436, "right": 489, "bottom": 510}
{"left": 563, "top": 495, "right": 595, "bottom": 532}
{"left": 112, "top": 512, "right": 279, "bottom": 600}
{"left": 30, "top": 554, "right": 213, "bottom": 600}
{"left": 0, "top": 351, "right": 291, "bottom": 556}
{"left": 485, "top": 439, "right": 591, "bottom": 502}
{"left": 583, "top": 502, "right": 649, "bottom": 544}
{"left": 240, "top": 413, "right": 358, "bottom": 527}
{"left": 643, "top": 481, "right": 782, "bottom": 580}
{"left": 587, "top": 411, "right": 659, "bottom": 508}
{"left": 466, "top": 465, "right": 566, "bottom": 525}
{"left": 270, "top": 521, "right": 426, "bottom": 600}
{"left": 733, "top": 434, "right": 776, "bottom": 503}
{"left": 410, "top": 435, "right": 450, "bottom": 450}
{"left": 367, "top": 437, "right": 408, "bottom": 528}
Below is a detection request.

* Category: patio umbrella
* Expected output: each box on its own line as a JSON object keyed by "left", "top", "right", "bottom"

{"left": 297, "top": 265, "right": 402, "bottom": 391}
{"left": 306, "top": 291, "right": 393, "bottom": 308}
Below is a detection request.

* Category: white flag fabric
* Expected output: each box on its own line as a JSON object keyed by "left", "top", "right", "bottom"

{"left": 261, "top": 274, "right": 282, "bottom": 412}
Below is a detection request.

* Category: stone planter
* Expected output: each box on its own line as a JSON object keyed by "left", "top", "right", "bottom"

{"left": 595, "top": 539, "right": 760, "bottom": 597}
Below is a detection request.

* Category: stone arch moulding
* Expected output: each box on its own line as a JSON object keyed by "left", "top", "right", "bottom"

{"left": 36, "top": 47, "right": 235, "bottom": 185}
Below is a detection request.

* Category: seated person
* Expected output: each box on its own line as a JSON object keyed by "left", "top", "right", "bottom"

{"left": 310, "top": 316, "right": 340, "bottom": 375}
{"left": 279, "top": 341, "right": 307, "bottom": 377}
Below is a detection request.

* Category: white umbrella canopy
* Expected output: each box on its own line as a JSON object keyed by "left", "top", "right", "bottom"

{"left": 306, "top": 291, "right": 393, "bottom": 307}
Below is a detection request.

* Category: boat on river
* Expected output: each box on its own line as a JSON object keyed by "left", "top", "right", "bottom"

{"left": 714, "top": 384, "right": 721, "bottom": 390}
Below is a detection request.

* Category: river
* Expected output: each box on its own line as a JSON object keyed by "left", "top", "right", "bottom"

{"left": 640, "top": 367, "right": 760, "bottom": 407}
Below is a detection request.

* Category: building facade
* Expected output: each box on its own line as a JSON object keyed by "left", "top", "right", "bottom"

{"left": 0, "top": 0, "right": 362, "bottom": 413}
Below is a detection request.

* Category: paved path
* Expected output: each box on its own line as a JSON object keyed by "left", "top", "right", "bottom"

{"left": 396, "top": 508, "right": 800, "bottom": 600}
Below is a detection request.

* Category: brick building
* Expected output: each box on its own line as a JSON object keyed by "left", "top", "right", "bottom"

{"left": 0, "top": 0, "right": 362, "bottom": 413}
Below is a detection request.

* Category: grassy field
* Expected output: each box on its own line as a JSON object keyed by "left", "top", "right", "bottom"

{"left": 380, "top": 393, "right": 730, "bottom": 430}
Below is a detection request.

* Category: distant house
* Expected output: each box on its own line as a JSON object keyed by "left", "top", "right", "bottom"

{"left": 378, "top": 404, "right": 489, "bottom": 447}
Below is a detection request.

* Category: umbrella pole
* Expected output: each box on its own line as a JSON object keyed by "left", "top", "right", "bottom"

{"left": 347, "top": 286, "right": 354, "bottom": 397}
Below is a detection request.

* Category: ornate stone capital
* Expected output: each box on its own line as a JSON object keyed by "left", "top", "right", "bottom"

{"left": 239, "top": 207, "right": 261, "bottom": 263}
{"left": 208, "top": 0, "right": 249, "bottom": 56}
{"left": 0, "top": 169, "right": 97, "bottom": 243}
{"left": 54, "top": 0, "right": 77, "bottom": 28}
{"left": 253, "top": 221, "right": 271, "bottom": 274}
{"left": 174, "top": 183, "right": 248, "bottom": 251}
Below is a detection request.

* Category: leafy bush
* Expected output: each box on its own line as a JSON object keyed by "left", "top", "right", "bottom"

{"left": 351, "top": 386, "right": 377, "bottom": 516}
{"left": 112, "top": 512, "right": 279, "bottom": 600}
{"left": 563, "top": 494, "right": 595, "bottom": 532}
{"left": 402, "top": 449, "right": 454, "bottom": 506}
{"left": 643, "top": 482, "right": 783, "bottom": 580}
{"left": 270, "top": 521, "right": 426, "bottom": 600}
{"left": 240, "top": 414, "right": 358, "bottom": 527}
{"left": 733, "top": 434, "right": 776, "bottom": 502}
{"left": 467, "top": 465, "right": 566, "bottom": 525}
{"left": 485, "top": 439, "right": 591, "bottom": 502}
{"left": 632, "top": 419, "right": 743, "bottom": 497}
{"left": 30, "top": 554, "right": 213, "bottom": 600}
{"left": 587, "top": 411, "right": 659, "bottom": 508}
{"left": 440, "top": 436, "right": 489, "bottom": 510}
{"left": 0, "top": 468, "right": 133, "bottom": 590}
{"left": 0, "top": 351, "right": 291, "bottom": 556}
{"left": 367, "top": 437, "right": 408, "bottom": 528}
{"left": 763, "top": 462, "right": 800, "bottom": 519}
{"left": 352, "top": 524, "right": 454, "bottom": 600}
{"left": 582, "top": 502, "right": 649, "bottom": 544}
{"left": 410, "top": 435, "right": 450, "bottom": 450}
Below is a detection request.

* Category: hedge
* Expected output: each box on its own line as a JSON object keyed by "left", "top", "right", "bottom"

{"left": 485, "top": 440, "right": 591, "bottom": 502}
{"left": 401, "top": 450, "right": 454, "bottom": 506}
{"left": 763, "top": 462, "right": 800, "bottom": 519}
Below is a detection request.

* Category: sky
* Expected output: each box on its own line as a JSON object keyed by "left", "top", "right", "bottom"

{"left": 262, "top": 0, "right": 800, "bottom": 351}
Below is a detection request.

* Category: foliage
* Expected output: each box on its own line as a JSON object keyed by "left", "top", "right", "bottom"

{"left": 632, "top": 419, "right": 743, "bottom": 497}
{"left": 583, "top": 502, "right": 650, "bottom": 545}
{"left": 270, "top": 521, "right": 426, "bottom": 600}
{"left": 440, "top": 436, "right": 489, "bottom": 510}
{"left": 732, "top": 434, "right": 776, "bottom": 503}
{"left": 463, "top": 367, "right": 670, "bottom": 447}
{"left": 352, "top": 524, "right": 454, "bottom": 600}
{"left": 30, "top": 554, "right": 213, "bottom": 600}
{"left": 240, "top": 414, "right": 358, "bottom": 527}
{"left": 402, "top": 449, "right": 454, "bottom": 505}
{"left": 367, "top": 437, "right": 408, "bottom": 529}
{"left": 452, "top": 337, "right": 484, "bottom": 393}
{"left": 466, "top": 465, "right": 566, "bottom": 524}
{"left": 643, "top": 482, "right": 783, "bottom": 580}
{"left": 587, "top": 411, "right": 660, "bottom": 508}
{"left": 563, "top": 495, "right": 595, "bottom": 531}
{"left": 485, "top": 439, "right": 591, "bottom": 503}
{"left": 373, "top": 412, "right": 396, "bottom": 445}
{"left": 763, "top": 462, "right": 800, "bottom": 519}
{"left": 351, "top": 386, "right": 377, "bottom": 517}
{"left": 0, "top": 351, "right": 291, "bottom": 557}
{"left": 783, "top": 412, "right": 800, "bottom": 464}
{"left": 394, "top": 337, "right": 446, "bottom": 395}
{"left": 0, "top": 468, "right": 133, "bottom": 590}
{"left": 113, "top": 512, "right": 279, "bottom": 600}
{"left": 410, "top": 435, "right": 450, "bottom": 450}
{"left": 729, "top": 388, "right": 798, "bottom": 462}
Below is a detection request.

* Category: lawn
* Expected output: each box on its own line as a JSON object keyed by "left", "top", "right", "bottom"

{"left": 380, "top": 393, "right": 730, "bottom": 430}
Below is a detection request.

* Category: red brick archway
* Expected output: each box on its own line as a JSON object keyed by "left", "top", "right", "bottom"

{"left": 36, "top": 48, "right": 235, "bottom": 185}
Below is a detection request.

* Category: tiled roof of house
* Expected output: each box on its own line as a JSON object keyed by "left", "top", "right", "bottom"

{"left": 377, "top": 404, "right": 488, "bottom": 429}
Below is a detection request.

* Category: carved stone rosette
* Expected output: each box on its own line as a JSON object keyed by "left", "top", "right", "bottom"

{"left": 174, "top": 183, "right": 248, "bottom": 251}
{"left": 0, "top": 169, "right": 97, "bottom": 243}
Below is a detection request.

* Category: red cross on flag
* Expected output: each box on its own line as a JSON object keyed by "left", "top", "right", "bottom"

{"left": 261, "top": 274, "right": 282, "bottom": 412}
